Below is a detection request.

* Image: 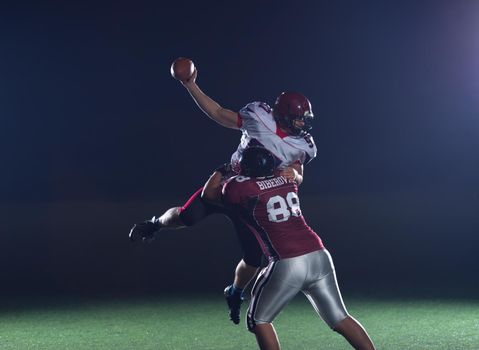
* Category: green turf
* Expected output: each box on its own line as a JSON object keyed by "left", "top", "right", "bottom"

{"left": 0, "top": 295, "right": 478, "bottom": 349}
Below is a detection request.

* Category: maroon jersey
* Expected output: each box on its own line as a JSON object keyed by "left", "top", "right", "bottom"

{"left": 223, "top": 175, "right": 324, "bottom": 260}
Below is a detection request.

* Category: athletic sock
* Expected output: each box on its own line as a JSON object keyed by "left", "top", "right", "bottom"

{"left": 230, "top": 284, "right": 244, "bottom": 298}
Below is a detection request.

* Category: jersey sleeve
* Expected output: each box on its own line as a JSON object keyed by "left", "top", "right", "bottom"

{"left": 236, "top": 112, "right": 243, "bottom": 128}
{"left": 238, "top": 101, "right": 272, "bottom": 132}
{"left": 302, "top": 134, "right": 317, "bottom": 164}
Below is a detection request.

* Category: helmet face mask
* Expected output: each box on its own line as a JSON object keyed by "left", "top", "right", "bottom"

{"left": 290, "top": 112, "right": 313, "bottom": 135}
{"left": 273, "top": 92, "right": 314, "bottom": 136}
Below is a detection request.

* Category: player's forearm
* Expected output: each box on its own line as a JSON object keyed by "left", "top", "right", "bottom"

{"left": 292, "top": 163, "right": 304, "bottom": 186}
{"left": 184, "top": 83, "right": 238, "bottom": 129}
{"left": 279, "top": 164, "right": 304, "bottom": 185}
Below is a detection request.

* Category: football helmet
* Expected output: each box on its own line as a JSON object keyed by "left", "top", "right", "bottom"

{"left": 240, "top": 147, "right": 275, "bottom": 177}
{"left": 273, "top": 92, "right": 314, "bottom": 136}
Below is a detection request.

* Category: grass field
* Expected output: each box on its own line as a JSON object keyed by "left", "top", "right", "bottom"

{"left": 0, "top": 294, "right": 478, "bottom": 349}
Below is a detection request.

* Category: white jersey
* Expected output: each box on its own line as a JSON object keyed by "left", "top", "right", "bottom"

{"left": 230, "top": 101, "right": 317, "bottom": 173}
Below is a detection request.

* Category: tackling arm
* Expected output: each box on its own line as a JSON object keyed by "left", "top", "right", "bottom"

{"left": 182, "top": 69, "right": 239, "bottom": 129}
{"left": 280, "top": 162, "right": 304, "bottom": 186}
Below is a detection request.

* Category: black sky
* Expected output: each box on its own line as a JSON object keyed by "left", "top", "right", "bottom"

{"left": 0, "top": 0, "right": 478, "bottom": 295}
{"left": 1, "top": 1, "right": 477, "bottom": 202}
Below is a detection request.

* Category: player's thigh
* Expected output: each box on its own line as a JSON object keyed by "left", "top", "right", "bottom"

{"left": 230, "top": 217, "right": 263, "bottom": 267}
{"left": 202, "top": 163, "right": 235, "bottom": 202}
{"left": 247, "top": 258, "right": 305, "bottom": 329}
{"left": 302, "top": 250, "right": 349, "bottom": 328}
{"left": 179, "top": 187, "right": 222, "bottom": 226}
{"left": 201, "top": 171, "right": 223, "bottom": 202}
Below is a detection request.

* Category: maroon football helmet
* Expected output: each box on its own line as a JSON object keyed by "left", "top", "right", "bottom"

{"left": 273, "top": 92, "right": 314, "bottom": 135}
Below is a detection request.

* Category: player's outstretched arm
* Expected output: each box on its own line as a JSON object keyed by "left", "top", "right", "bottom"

{"left": 181, "top": 69, "right": 239, "bottom": 129}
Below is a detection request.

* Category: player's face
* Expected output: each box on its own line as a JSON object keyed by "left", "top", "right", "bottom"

{"left": 292, "top": 119, "right": 305, "bottom": 129}
{"left": 287, "top": 118, "right": 305, "bottom": 134}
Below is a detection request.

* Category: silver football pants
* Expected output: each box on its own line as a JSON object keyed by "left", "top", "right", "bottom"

{"left": 247, "top": 249, "right": 349, "bottom": 331}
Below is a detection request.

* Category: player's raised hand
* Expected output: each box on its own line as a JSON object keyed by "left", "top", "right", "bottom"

{"left": 279, "top": 167, "right": 298, "bottom": 183}
{"left": 170, "top": 57, "right": 197, "bottom": 87}
{"left": 181, "top": 67, "right": 197, "bottom": 87}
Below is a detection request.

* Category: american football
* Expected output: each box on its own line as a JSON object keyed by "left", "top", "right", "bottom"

{"left": 170, "top": 57, "right": 195, "bottom": 81}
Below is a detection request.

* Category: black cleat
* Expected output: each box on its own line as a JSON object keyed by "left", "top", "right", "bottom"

{"left": 129, "top": 216, "right": 162, "bottom": 242}
{"left": 224, "top": 285, "right": 244, "bottom": 325}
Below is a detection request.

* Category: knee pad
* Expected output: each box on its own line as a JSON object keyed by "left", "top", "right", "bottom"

{"left": 246, "top": 314, "right": 256, "bottom": 333}
{"left": 247, "top": 317, "right": 271, "bottom": 333}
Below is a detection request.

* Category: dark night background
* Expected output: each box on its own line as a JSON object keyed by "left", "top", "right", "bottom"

{"left": 0, "top": 0, "right": 478, "bottom": 299}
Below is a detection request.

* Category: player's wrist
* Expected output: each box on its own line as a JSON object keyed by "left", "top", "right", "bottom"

{"left": 183, "top": 80, "right": 198, "bottom": 91}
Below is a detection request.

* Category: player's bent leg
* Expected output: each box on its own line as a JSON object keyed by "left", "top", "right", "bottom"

{"left": 333, "top": 316, "right": 376, "bottom": 350}
{"left": 224, "top": 284, "right": 245, "bottom": 325}
{"left": 201, "top": 170, "right": 223, "bottom": 204}
{"left": 253, "top": 323, "right": 281, "bottom": 350}
{"left": 169, "top": 185, "right": 223, "bottom": 228}
{"left": 129, "top": 187, "right": 218, "bottom": 242}
{"left": 181, "top": 186, "right": 224, "bottom": 226}
{"left": 230, "top": 217, "right": 263, "bottom": 289}
{"left": 247, "top": 259, "right": 302, "bottom": 333}
{"left": 129, "top": 206, "right": 187, "bottom": 242}
{"left": 234, "top": 259, "right": 259, "bottom": 289}
{"left": 158, "top": 207, "right": 185, "bottom": 228}
{"left": 302, "top": 249, "right": 349, "bottom": 327}
{"left": 302, "top": 250, "right": 375, "bottom": 349}
{"left": 223, "top": 206, "right": 263, "bottom": 324}
{"left": 129, "top": 216, "right": 163, "bottom": 242}
{"left": 224, "top": 260, "right": 259, "bottom": 325}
